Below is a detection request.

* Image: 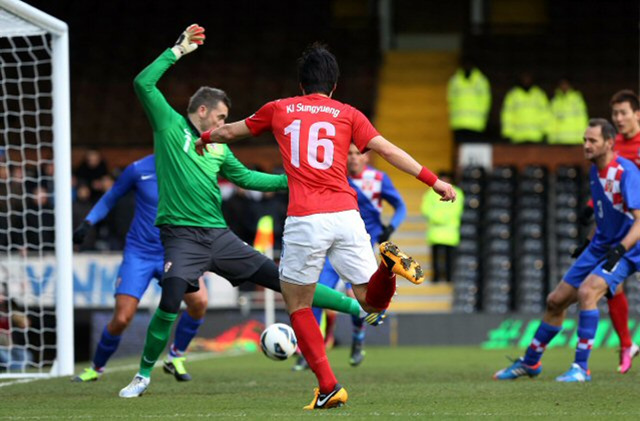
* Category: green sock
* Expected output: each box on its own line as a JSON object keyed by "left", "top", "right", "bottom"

{"left": 138, "top": 308, "right": 178, "bottom": 378}
{"left": 312, "top": 284, "right": 361, "bottom": 317}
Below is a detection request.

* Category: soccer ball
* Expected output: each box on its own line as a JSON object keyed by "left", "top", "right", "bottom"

{"left": 260, "top": 323, "right": 297, "bottom": 361}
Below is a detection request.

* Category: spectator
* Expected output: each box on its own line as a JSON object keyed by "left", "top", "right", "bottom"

{"left": 420, "top": 172, "right": 464, "bottom": 283}
{"left": 501, "top": 72, "right": 550, "bottom": 143}
{"left": 29, "top": 186, "right": 55, "bottom": 251}
{"left": 8, "top": 166, "right": 27, "bottom": 212}
{"left": 0, "top": 283, "right": 33, "bottom": 371}
{"left": 39, "top": 162, "right": 55, "bottom": 200}
{"left": 0, "top": 165, "right": 9, "bottom": 248}
{"left": 12, "top": 185, "right": 55, "bottom": 253}
{"left": 75, "top": 149, "right": 108, "bottom": 202}
{"left": 548, "top": 78, "right": 589, "bottom": 145}
{"left": 447, "top": 57, "right": 491, "bottom": 143}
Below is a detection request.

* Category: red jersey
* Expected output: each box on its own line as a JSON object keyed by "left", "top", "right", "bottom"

{"left": 245, "top": 94, "right": 379, "bottom": 216}
{"left": 615, "top": 131, "right": 640, "bottom": 168}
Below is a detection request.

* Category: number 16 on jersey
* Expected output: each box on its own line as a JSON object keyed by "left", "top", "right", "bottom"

{"left": 284, "top": 119, "right": 335, "bottom": 170}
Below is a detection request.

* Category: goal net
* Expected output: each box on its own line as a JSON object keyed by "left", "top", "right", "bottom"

{"left": 0, "top": 0, "right": 73, "bottom": 378}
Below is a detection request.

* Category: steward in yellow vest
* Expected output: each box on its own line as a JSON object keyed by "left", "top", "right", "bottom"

{"left": 421, "top": 175, "right": 464, "bottom": 283}
{"left": 447, "top": 66, "right": 491, "bottom": 132}
{"left": 421, "top": 185, "right": 465, "bottom": 247}
{"left": 548, "top": 79, "right": 588, "bottom": 144}
{"left": 501, "top": 73, "right": 550, "bottom": 143}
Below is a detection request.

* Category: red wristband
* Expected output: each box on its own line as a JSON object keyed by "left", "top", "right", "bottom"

{"left": 417, "top": 166, "right": 438, "bottom": 187}
{"left": 200, "top": 129, "right": 212, "bottom": 143}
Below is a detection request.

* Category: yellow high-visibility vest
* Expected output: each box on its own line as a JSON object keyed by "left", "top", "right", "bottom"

{"left": 548, "top": 89, "right": 588, "bottom": 145}
{"left": 501, "top": 86, "right": 550, "bottom": 143}
{"left": 447, "top": 68, "right": 492, "bottom": 132}
{"left": 420, "top": 187, "right": 465, "bottom": 246}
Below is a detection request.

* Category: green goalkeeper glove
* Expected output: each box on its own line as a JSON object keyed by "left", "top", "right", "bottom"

{"left": 171, "top": 24, "right": 205, "bottom": 59}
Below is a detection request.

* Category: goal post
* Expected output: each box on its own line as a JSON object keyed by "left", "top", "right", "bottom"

{"left": 0, "top": 0, "right": 73, "bottom": 377}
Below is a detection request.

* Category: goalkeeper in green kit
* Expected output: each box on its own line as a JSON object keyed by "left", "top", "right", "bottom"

{"left": 119, "top": 24, "right": 384, "bottom": 398}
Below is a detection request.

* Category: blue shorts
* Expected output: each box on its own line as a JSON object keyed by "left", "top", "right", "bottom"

{"left": 318, "top": 236, "right": 378, "bottom": 290}
{"left": 115, "top": 250, "right": 164, "bottom": 300}
{"left": 318, "top": 259, "right": 342, "bottom": 289}
{"left": 563, "top": 245, "right": 637, "bottom": 296}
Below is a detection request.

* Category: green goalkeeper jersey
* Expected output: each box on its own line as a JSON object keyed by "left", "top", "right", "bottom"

{"left": 134, "top": 49, "right": 287, "bottom": 228}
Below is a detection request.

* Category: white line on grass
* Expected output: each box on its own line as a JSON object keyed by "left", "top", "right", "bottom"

{"left": 0, "top": 350, "right": 247, "bottom": 389}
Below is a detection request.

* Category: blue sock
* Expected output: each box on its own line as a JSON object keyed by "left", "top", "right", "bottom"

{"left": 171, "top": 312, "right": 204, "bottom": 355}
{"left": 351, "top": 315, "right": 365, "bottom": 343}
{"left": 574, "top": 309, "right": 599, "bottom": 371}
{"left": 523, "top": 321, "right": 562, "bottom": 366}
{"left": 92, "top": 326, "right": 121, "bottom": 371}
{"left": 311, "top": 307, "right": 323, "bottom": 326}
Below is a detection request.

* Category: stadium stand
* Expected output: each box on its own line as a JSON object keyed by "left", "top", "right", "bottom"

{"left": 514, "top": 165, "right": 548, "bottom": 313}
{"left": 481, "top": 166, "right": 516, "bottom": 313}
{"left": 451, "top": 166, "right": 484, "bottom": 313}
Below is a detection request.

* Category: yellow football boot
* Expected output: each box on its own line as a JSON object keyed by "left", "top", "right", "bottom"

{"left": 379, "top": 241, "right": 425, "bottom": 284}
{"left": 303, "top": 384, "right": 348, "bottom": 410}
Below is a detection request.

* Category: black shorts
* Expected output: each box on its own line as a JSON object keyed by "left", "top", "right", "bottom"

{"left": 160, "top": 225, "right": 269, "bottom": 291}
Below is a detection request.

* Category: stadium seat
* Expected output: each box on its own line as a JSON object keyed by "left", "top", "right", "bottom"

{"left": 556, "top": 208, "right": 578, "bottom": 223}
{"left": 518, "top": 194, "right": 545, "bottom": 208}
{"left": 461, "top": 208, "right": 481, "bottom": 224}
{"left": 556, "top": 193, "right": 579, "bottom": 209}
{"left": 464, "top": 194, "right": 482, "bottom": 209}
{"left": 517, "top": 208, "right": 544, "bottom": 223}
{"left": 486, "top": 195, "right": 513, "bottom": 209}
{"left": 459, "top": 180, "right": 483, "bottom": 195}
{"left": 461, "top": 166, "right": 485, "bottom": 180}
{"left": 486, "top": 180, "right": 514, "bottom": 194}
{"left": 458, "top": 238, "right": 480, "bottom": 255}
{"left": 485, "top": 208, "right": 511, "bottom": 224}
{"left": 487, "top": 239, "right": 511, "bottom": 254}
{"left": 460, "top": 224, "right": 479, "bottom": 239}
{"left": 516, "top": 223, "right": 543, "bottom": 239}
{"left": 555, "top": 223, "right": 578, "bottom": 239}
{"left": 485, "top": 223, "right": 511, "bottom": 240}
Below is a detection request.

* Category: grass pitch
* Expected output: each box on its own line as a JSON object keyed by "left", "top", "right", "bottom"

{"left": 1, "top": 346, "right": 639, "bottom": 419}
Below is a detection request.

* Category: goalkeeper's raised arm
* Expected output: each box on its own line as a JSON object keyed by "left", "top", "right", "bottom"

{"left": 133, "top": 24, "right": 206, "bottom": 133}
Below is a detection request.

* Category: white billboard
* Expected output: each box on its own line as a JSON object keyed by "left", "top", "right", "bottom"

{"left": 0, "top": 253, "right": 239, "bottom": 308}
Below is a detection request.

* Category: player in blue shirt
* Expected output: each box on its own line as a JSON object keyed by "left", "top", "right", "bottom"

{"left": 294, "top": 144, "right": 407, "bottom": 370}
{"left": 494, "top": 118, "right": 640, "bottom": 382}
{"left": 72, "top": 155, "right": 206, "bottom": 382}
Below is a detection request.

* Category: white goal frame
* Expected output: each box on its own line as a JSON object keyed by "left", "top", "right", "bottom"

{"left": 0, "top": 0, "right": 73, "bottom": 377}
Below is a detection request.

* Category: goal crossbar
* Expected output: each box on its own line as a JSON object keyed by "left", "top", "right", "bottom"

{"left": 0, "top": 0, "right": 67, "bottom": 36}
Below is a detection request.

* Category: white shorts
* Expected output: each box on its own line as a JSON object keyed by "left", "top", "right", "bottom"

{"left": 279, "top": 210, "right": 378, "bottom": 286}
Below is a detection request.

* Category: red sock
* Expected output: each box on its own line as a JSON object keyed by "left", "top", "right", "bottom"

{"left": 290, "top": 308, "right": 337, "bottom": 393}
{"left": 365, "top": 262, "right": 397, "bottom": 310}
{"left": 608, "top": 292, "right": 632, "bottom": 348}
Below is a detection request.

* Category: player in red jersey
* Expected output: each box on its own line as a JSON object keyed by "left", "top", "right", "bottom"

{"left": 577, "top": 89, "right": 640, "bottom": 373}
{"left": 611, "top": 90, "right": 640, "bottom": 166}
{"left": 196, "top": 43, "right": 456, "bottom": 409}
{"left": 609, "top": 90, "right": 640, "bottom": 371}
